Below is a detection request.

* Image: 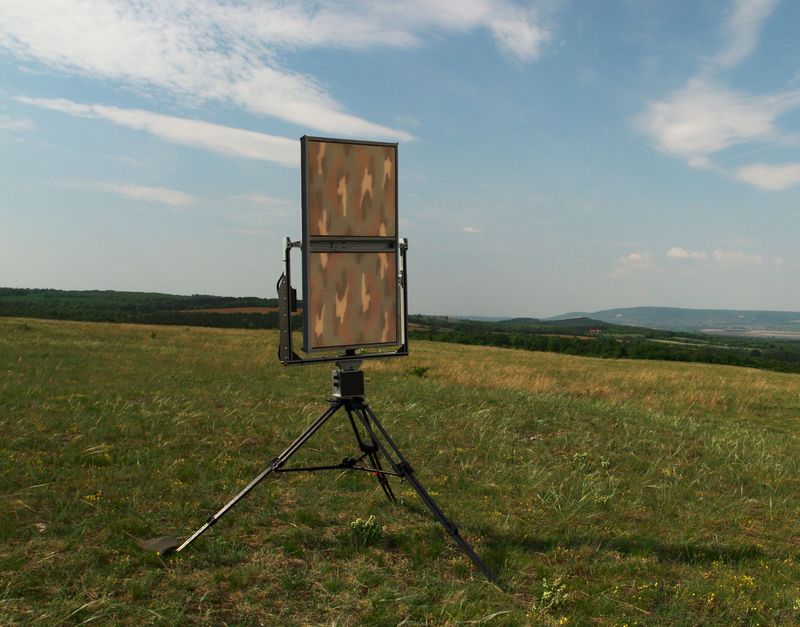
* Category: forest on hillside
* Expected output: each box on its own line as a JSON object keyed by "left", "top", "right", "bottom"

{"left": 0, "top": 287, "right": 284, "bottom": 329}
{"left": 3, "top": 288, "right": 799, "bottom": 374}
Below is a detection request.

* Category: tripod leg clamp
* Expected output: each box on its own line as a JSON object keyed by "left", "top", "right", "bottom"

{"left": 397, "top": 461, "right": 414, "bottom": 476}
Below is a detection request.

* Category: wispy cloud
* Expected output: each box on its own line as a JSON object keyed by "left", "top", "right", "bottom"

{"left": 613, "top": 251, "right": 654, "bottom": 276}
{"left": 713, "top": 0, "right": 780, "bottom": 68}
{"left": 463, "top": 226, "right": 482, "bottom": 233}
{"left": 18, "top": 97, "right": 298, "bottom": 166}
{"left": 667, "top": 246, "right": 707, "bottom": 260}
{"left": 233, "top": 194, "right": 295, "bottom": 213}
{"left": 771, "top": 255, "right": 787, "bottom": 267}
{"left": 635, "top": 0, "right": 800, "bottom": 191}
{"left": 481, "top": 3, "right": 551, "bottom": 61}
{"left": 0, "top": 112, "right": 33, "bottom": 131}
{"left": 734, "top": 162, "right": 800, "bottom": 190}
{"left": 226, "top": 228, "right": 274, "bottom": 237}
{"left": 711, "top": 248, "right": 764, "bottom": 264}
{"left": 666, "top": 245, "right": 781, "bottom": 266}
{"left": 638, "top": 79, "right": 800, "bottom": 164}
{"left": 222, "top": 195, "right": 297, "bottom": 236}
{"left": 0, "top": 1, "right": 552, "bottom": 140}
{"left": 95, "top": 182, "right": 194, "bottom": 207}
{"left": 621, "top": 251, "right": 649, "bottom": 264}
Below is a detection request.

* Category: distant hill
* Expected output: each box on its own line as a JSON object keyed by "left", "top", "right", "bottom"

{"left": 501, "top": 316, "right": 608, "bottom": 329}
{"left": 549, "top": 306, "right": 800, "bottom": 337}
{"left": 452, "top": 315, "right": 511, "bottom": 323}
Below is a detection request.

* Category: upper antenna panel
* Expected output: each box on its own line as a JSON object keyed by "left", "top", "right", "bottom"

{"left": 301, "top": 136, "right": 401, "bottom": 354}
{"left": 303, "top": 137, "right": 397, "bottom": 238}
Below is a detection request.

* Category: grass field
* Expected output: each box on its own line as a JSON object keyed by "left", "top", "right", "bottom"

{"left": 2, "top": 317, "right": 800, "bottom": 625}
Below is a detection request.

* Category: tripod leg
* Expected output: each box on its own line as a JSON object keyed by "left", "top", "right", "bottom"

{"left": 149, "top": 400, "right": 343, "bottom": 555}
{"left": 366, "top": 447, "right": 397, "bottom": 504}
{"left": 344, "top": 403, "right": 397, "bottom": 504}
{"left": 354, "top": 403, "right": 499, "bottom": 584}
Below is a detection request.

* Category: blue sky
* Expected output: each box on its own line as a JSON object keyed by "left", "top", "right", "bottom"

{"left": 1, "top": 0, "right": 798, "bottom": 317}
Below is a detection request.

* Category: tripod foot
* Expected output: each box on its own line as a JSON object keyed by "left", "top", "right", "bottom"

{"left": 137, "top": 536, "right": 181, "bottom": 555}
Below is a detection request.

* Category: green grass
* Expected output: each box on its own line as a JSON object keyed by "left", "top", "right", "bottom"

{"left": 2, "top": 317, "right": 800, "bottom": 624}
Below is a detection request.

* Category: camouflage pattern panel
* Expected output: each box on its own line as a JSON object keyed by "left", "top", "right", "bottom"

{"left": 305, "top": 140, "right": 397, "bottom": 238}
{"left": 306, "top": 251, "right": 398, "bottom": 350}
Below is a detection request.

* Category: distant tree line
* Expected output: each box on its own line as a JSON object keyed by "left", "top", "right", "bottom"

{"left": 0, "top": 287, "right": 299, "bottom": 329}
{"left": 409, "top": 315, "right": 800, "bottom": 375}
{"left": 3, "top": 288, "right": 798, "bottom": 374}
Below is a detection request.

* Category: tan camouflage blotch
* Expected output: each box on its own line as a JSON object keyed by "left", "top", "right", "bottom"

{"left": 306, "top": 140, "right": 397, "bottom": 237}
{"left": 307, "top": 251, "right": 397, "bottom": 349}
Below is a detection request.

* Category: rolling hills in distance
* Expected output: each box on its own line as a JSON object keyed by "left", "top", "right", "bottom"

{"left": 546, "top": 306, "right": 800, "bottom": 337}
{"left": 3, "top": 287, "right": 800, "bottom": 374}
{"left": 4, "top": 288, "right": 798, "bottom": 336}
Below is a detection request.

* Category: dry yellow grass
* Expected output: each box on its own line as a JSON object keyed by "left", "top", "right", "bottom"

{"left": 371, "top": 340, "right": 800, "bottom": 423}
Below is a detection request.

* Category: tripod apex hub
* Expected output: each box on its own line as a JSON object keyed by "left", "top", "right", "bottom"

{"left": 331, "top": 367, "right": 365, "bottom": 398}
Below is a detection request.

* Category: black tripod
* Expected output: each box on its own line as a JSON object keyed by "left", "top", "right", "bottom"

{"left": 141, "top": 367, "right": 498, "bottom": 583}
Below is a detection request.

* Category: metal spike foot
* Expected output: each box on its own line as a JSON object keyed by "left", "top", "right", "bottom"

{"left": 137, "top": 536, "right": 181, "bottom": 555}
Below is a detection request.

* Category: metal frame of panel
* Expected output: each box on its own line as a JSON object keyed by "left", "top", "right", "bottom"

{"left": 278, "top": 237, "right": 408, "bottom": 366}
{"left": 300, "top": 135, "right": 400, "bottom": 353}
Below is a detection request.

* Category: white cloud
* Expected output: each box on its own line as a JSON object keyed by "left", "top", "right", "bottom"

{"left": 463, "top": 226, "right": 482, "bottom": 233}
{"left": 620, "top": 252, "right": 648, "bottom": 264}
{"left": 667, "top": 245, "right": 778, "bottom": 265}
{"left": 0, "top": 113, "right": 33, "bottom": 131}
{"left": 687, "top": 155, "right": 713, "bottom": 169}
{"left": 667, "top": 246, "right": 707, "bottom": 260}
{"left": 734, "top": 162, "right": 800, "bottom": 190}
{"left": 614, "top": 251, "right": 653, "bottom": 275}
{"left": 637, "top": 78, "right": 800, "bottom": 164}
{"left": 712, "top": 248, "right": 764, "bottom": 264}
{"left": 228, "top": 195, "right": 296, "bottom": 222}
{"left": 95, "top": 182, "right": 194, "bottom": 207}
{"left": 226, "top": 228, "right": 273, "bottom": 237}
{"left": 234, "top": 194, "right": 294, "bottom": 211}
{"left": 634, "top": 0, "right": 800, "bottom": 192}
{"left": 18, "top": 97, "right": 298, "bottom": 166}
{"left": 484, "top": 3, "right": 550, "bottom": 62}
{"left": 0, "top": 1, "right": 552, "bottom": 139}
{"left": 714, "top": 0, "right": 780, "bottom": 68}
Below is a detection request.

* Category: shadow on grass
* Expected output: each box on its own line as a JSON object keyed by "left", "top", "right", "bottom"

{"left": 480, "top": 529, "right": 765, "bottom": 570}
{"left": 379, "top": 490, "right": 761, "bottom": 569}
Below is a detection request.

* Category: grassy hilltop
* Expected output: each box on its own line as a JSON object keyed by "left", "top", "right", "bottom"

{"left": 2, "top": 318, "right": 800, "bottom": 624}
